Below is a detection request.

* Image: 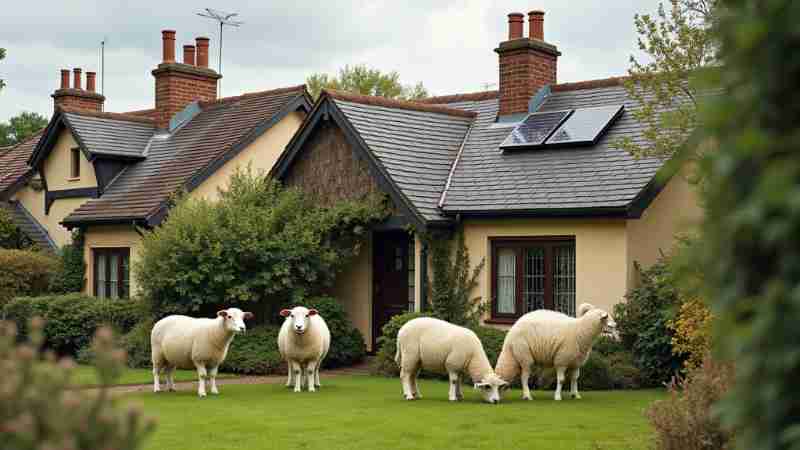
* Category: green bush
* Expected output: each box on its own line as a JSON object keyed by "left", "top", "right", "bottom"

{"left": 220, "top": 325, "right": 283, "bottom": 375}
{"left": 615, "top": 259, "right": 685, "bottom": 387}
{"left": 119, "top": 319, "right": 153, "bottom": 368}
{"left": 48, "top": 229, "right": 85, "bottom": 294}
{"left": 135, "top": 169, "right": 387, "bottom": 319}
{"left": 0, "top": 249, "right": 59, "bottom": 306}
{"left": 0, "top": 207, "right": 33, "bottom": 249}
{"left": 304, "top": 296, "right": 366, "bottom": 368}
{"left": 373, "top": 312, "right": 426, "bottom": 376}
{"left": 2, "top": 294, "right": 142, "bottom": 356}
{"left": 0, "top": 320, "right": 155, "bottom": 449}
{"left": 472, "top": 325, "right": 506, "bottom": 367}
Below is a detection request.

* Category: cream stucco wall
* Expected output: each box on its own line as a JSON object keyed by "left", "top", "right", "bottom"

{"left": 626, "top": 167, "right": 703, "bottom": 287}
{"left": 190, "top": 111, "right": 306, "bottom": 201}
{"left": 12, "top": 185, "right": 46, "bottom": 234}
{"left": 330, "top": 232, "right": 374, "bottom": 350}
{"left": 83, "top": 225, "right": 142, "bottom": 297}
{"left": 43, "top": 131, "right": 97, "bottom": 191}
{"left": 12, "top": 184, "right": 91, "bottom": 247}
{"left": 461, "top": 218, "right": 629, "bottom": 321}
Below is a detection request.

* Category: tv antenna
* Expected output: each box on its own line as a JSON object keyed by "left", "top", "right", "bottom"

{"left": 197, "top": 8, "right": 243, "bottom": 97}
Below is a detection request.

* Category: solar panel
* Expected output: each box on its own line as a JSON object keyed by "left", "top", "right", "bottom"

{"left": 545, "top": 104, "right": 624, "bottom": 146}
{"left": 499, "top": 110, "right": 571, "bottom": 149}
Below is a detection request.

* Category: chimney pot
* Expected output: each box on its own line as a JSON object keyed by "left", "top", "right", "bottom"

{"left": 183, "top": 45, "right": 196, "bottom": 66}
{"left": 60, "top": 69, "right": 70, "bottom": 90}
{"left": 162, "top": 29, "right": 176, "bottom": 63}
{"left": 86, "top": 72, "right": 97, "bottom": 92}
{"left": 508, "top": 12, "right": 524, "bottom": 40}
{"left": 529, "top": 10, "right": 545, "bottom": 40}
{"left": 72, "top": 68, "right": 82, "bottom": 90}
{"left": 195, "top": 37, "right": 210, "bottom": 68}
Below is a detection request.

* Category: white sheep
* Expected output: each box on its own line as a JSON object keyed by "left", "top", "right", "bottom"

{"left": 151, "top": 308, "right": 253, "bottom": 397}
{"left": 494, "top": 306, "right": 612, "bottom": 401}
{"left": 278, "top": 306, "right": 331, "bottom": 392}
{"left": 395, "top": 317, "right": 509, "bottom": 403}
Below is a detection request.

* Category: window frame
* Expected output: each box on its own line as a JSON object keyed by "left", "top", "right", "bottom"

{"left": 489, "top": 236, "right": 576, "bottom": 322}
{"left": 70, "top": 147, "right": 81, "bottom": 179}
{"left": 93, "top": 247, "right": 130, "bottom": 299}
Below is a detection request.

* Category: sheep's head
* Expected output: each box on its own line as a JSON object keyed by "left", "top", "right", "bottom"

{"left": 280, "top": 306, "right": 319, "bottom": 335}
{"left": 474, "top": 373, "right": 509, "bottom": 404}
{"left": 217, "top": 308, "right": 254, "bottom": 334}
{"left": 583, "top": 308, "right": 615, "bottom": 333}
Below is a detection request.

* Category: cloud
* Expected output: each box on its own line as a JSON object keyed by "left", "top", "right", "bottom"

{"left": 0, "top": 0, "right": 660, "bottom": 121}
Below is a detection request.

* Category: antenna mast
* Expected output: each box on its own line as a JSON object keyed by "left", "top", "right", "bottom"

{"left": 197, "top": 8, "right": 243, "bottom": 97}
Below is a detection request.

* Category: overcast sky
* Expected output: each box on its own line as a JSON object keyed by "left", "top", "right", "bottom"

{"left": 0, "top": 0, "right": 662, "bottom": 122}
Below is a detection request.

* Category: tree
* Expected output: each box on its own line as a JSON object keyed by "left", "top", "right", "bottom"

{"left": 0, "top": 48, "right": 5, "bottom": 92}
{"left": 306, "top": 65, "right": 428, "bottom": 101}
{"left": 0, "top": 111, "right": 48, "bottom": 147}
{"left": 694, "top": 1, "right": 800, "bottom": 449}
{"left": 615, "top": 1, "right": 717, "bottom": 160}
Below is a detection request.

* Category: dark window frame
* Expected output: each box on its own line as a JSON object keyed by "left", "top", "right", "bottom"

{"left": 70, "top": 147, "right": 81, "bottom": 178}
{"left": 489, "top": 236, "right": 576, "bottom": 323}
{"left": 93, "top": 247, "right": 130, "bottom": 299}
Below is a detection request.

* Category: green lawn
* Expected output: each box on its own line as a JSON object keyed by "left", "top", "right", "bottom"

{"left": 71, "top": 365, "right": 236, "bottom": 386}
{"left": 126, "top": 375, "right": 664, "bottom": 450}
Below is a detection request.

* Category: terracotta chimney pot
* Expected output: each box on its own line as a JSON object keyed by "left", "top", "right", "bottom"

{"left": 529, "top": 10, "right": 545, "bottom": 40}
{"left": 196, "top": 37, "right": 210, "bottom": 68}
{"left": 508, "top": 12, "right": 524, "bottom": 40}
{"left": 72, "top": 68, "right": 82, "bottom": 90}
{"left": 162, "top": 30, "right": 176, "bottom": 63}
{"left": 183, "top": 45, "right": 196, "bottom": 66}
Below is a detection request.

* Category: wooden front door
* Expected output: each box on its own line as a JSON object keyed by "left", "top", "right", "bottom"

{"left": 373, "top": 231, "right": 412, "bottom": 350}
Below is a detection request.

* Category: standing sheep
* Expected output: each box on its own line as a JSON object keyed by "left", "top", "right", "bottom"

{"left": 278, "top": 306, "right": 331, "bottom": 392}
{"left": 151, "top": 308, "right": 253, "bottom": 397}
{"left": 395, "top": 317, "right": 509, "bottom": 403}
{"left": 494, "top": 306, "right": 612, "bottom": 401}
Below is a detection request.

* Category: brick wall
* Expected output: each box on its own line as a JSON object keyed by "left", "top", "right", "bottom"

{"left": 52, "top": 89, "right": 105, "bottom": 112}
{"left": 496, "top": 41, "right": 559, "bottom": 117}
{"left": 152, "top": 63, "right": 220, "bottom": 129}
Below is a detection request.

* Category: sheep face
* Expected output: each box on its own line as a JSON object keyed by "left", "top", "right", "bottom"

{"left": 584, "top": 308, "right": 614, "bottom": 332}
{"left": 474, "top": 374, "right": 509, "bottom": 404}
{"left": 279, "top": 307, "right": 319, "bottom": 335}
{"left": 217, "top": 308, "right": 253, "bottom": 334}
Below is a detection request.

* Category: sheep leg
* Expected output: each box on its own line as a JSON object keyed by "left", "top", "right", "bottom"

{"left": 554, "top": 366, "right": 566, "bottom": 401}
{"left": 400, "top": 367, "right": 415, "bottom": 400}
{"left": 195, "top": 363, "right": 208, "bottom": 397}
{"left": 285, "top": 361, "right": 293, "bottom": 388}
{"left": 411, "top": 368, "right": 422, "bottom": 399}
{"left": 520, "top": 366, "right": 532, "bottom": 400}
{"left": 306, "top": 361, "right": 317, "bottom": 392}
{"left": 166, "top": 366, "right": 176, "bottom": 392}
{"left": 209, "top": 366, "right": 219, "bottom": 395}
{"left": 570, "top": 368, "right": 581, "bottom": 399}
{"left": 314, "top": 359, "right": 322, "bottom": 388}
{"left": 448, "top": 371, "right": 460, "bottom": 401}
{"left": 455, "top": 374, "right": 464, "bottom": 400}
{"left": 292, "top": 362, "right": 303, "bottom": 393}
{"left": 152, "top": 363, "right": 162, "bottom": 393}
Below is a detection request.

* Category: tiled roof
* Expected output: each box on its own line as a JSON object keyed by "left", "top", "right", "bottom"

{"left": 434, "top": 82, "right": 665, "bottom": 215}
{"left": 328, "top": 93, "right": 473, "bottom": 222}
{"left": 64, "top": 85, "right": 309, "bottom": 226}
{"left": 1, "top": 201, "right": 56, "bottom": 251}
{"left": 62, "top": 109, "right": 155, "bottom": 159}
{"left": 0, "top": 131, "right": 43, "bottom": 198}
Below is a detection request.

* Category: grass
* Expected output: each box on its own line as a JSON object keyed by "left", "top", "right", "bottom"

{"left": 71, "top": 365, "right": 236, "bottom": 386}
{"left": 126, "top": 375, "right": 664, "bottom": 450}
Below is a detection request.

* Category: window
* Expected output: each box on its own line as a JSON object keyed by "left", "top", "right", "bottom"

{"left": 94, "top": 248, "right": 130, "bottom": 299}
{"left": 491, "top": 238, "right": 576, "bottom": 320}
{"left": 407, "top": 241, "right": 416, "bottom": 312}
{"left": 70, "top": 148, "right": 80, "bottom": 178}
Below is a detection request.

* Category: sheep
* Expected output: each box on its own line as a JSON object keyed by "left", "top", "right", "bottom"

{"left": 395, "top": 317, "right": 509, "bottom": 403}
{"left": 494, "top": 306, "right": 612, "bottom": 401}
{"left": 151, "top": 308, "right": 253, "bottom": 397}
{"left": 278, "top": 306, "right": 331, "bottom": 392}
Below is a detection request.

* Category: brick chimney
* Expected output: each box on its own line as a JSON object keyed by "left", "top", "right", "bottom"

{"left": 495, "top": 10, "right": 560, "bottom": 117}
{"left": 152, "top": 30, "right": 221, "bottom": 129}
{"left": 52, "top": 67, "right": 105, "bottom": 112}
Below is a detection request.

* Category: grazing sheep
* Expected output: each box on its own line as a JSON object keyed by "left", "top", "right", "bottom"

{"left": 395, "top": 317, "right": 509, "bottom": 403}
{"left": 494, "top": 306, "right": 612, "bottom": 401}
{"left": 278, "top": 306, "right": 331, "bottom": 392}
{"left": 151, "top": 308, "right": 253, "bottom": 397}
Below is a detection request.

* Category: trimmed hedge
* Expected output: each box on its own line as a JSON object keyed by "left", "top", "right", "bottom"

{"left": 2, "top": 294, "right": 142, "bottom": 356}
{"left": 220, "top": 326, "right": 283, "bottom": 375}
{"left": 373, "top": 312, "right": 425, "bottom": 377}
{"left": 0, "top": 249, "right": 60, "bottom": 307}
{"left": 304, "top": 296, "right": 366, "bottom": 368}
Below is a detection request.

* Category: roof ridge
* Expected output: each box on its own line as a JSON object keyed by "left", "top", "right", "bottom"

{"left": 58, "top": 107, "right": 155, "bottom": 125}
{"left": 324, "top": 89, "right": 477, "bottom": 119}
{"left": 417, "top": 90, "right": 499, "bottom": 104}
{"left": 200, "top": 84, "right": 307, "bottom": 108}
{"left": 551, "top": 76, "right": 629, "bottom": 92}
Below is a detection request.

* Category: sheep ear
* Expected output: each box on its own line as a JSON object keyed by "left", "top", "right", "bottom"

{"left": 308, "top": 309, "right": 319, "bottom": 316}
{"left": 244, "top": 312, "right": 254, "bottom": 320}
{"left": 601, "top": 312, "right": 609, "bottom": 319}
{"left": 279, "top": 309, "right": 291, "bottom": 317}
{"left": 217, "top": 310, "right": 229, "bottom": 318}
